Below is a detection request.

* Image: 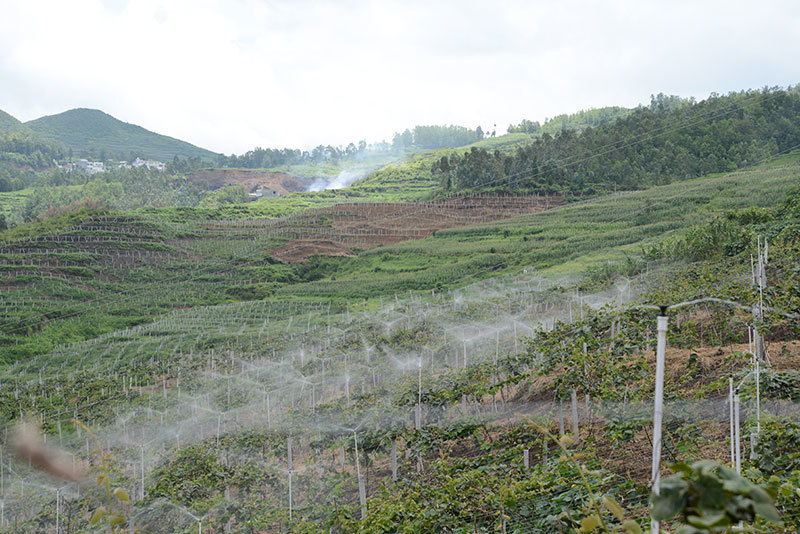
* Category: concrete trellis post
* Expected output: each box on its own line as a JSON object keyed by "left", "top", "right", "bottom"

{"left": 416, "top": 359, "right": 422, "bottom": 431}
{"left": 650, "top": 314, "right": 668, "bottom": 534}
{"left": 729, "top": 377, "right": 735, "bottom": 467}
{"left": 734, "top": 390, "right": 742, "bottom": 474}
{"left": 392, "top": 439, "right": 398, "bottom": 482}
{"left": 571, "top": 389, "right": 579, "bottom": 435}
{"left": 354, "top": 432, "right": 367, "bottom": 519}
{"left": 287, "top": 437, "right": 293, "bottom": 519}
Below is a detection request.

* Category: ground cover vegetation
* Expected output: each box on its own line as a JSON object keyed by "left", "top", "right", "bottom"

{"left": 0, "top": 88, "right": 799, "bottom": 532}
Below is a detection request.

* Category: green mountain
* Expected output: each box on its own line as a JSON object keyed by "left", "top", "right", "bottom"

{"left": 24, "top": 108, "right": 220, "bottom": 162}
{"left": 0, "top": 109, "right": 30, "bottom": 134}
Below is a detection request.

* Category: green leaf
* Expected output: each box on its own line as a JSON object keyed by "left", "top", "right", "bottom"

{"left": 749, "top": 485, "right": 773, "bottom": 504}
{"left": 90, "top": 506, "right": 107, "bottom": 526}
{"left": 578, "top": 514, "right": 601, "bottom": 532}
{"left": 753, "top": 501, "right": 781, "bottom": 523}
{"left": 670, "top": 461, "right": 693, "bottom": 475}
{"left": 113, "top": 487, "right": 130, "bottom": 502}
{"left": 601, "top": 495, "right": 625, "bottom": 521}
{"left": 721, "top": 477, "right": 752, "bottom": 494}
{"left": 686, "top": 511, "right": 726, "bottom": 529}
{"left": 109, "top": 514, "right": 125, "bottom": 526}
{"left": 652, "top": 475, "right": 688, "bottom": 520}
{"left": 620, "top": 519, "right": 642, "bottom": 534}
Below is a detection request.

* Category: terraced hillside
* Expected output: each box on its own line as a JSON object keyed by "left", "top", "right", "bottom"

{"left": 209, "top": 194, "right": 562, "bottom": 262}
{"left": 3, "top": 155, "right": 798, "bottom": 360}
{"left": 0, "top": 154, "right": 798, "bottom": 532}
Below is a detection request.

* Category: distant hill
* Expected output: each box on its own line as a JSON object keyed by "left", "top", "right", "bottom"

{"left": 25, "top": 108, "right": 220, "bottom": 162}
{"left": 0, "top": 109, "right": 30, "bottom": 134}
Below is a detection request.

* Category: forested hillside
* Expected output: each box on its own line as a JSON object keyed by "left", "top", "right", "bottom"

{"left": 507, "top": 104, "right": 634, "bottom": 135}
{"left": 434, "top": 88, "right": 800, "bottom": 194}
{"left": 25, "top": 108, "right": 220, "bottom": 162}
{"left": 0, "top": 109, "right": 29, "bottom": 134}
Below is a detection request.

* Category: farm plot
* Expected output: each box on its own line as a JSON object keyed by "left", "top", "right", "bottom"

{"left": 199, "top": 194, "right": 562, "bottom": 262}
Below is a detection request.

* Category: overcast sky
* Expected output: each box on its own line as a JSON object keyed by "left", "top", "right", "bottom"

{"left": 1, "top": 0, "right": 798, "bottom": 155}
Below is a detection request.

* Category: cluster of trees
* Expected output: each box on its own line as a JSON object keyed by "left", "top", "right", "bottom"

{"left": 434, "top": 87, "right": 800, "bottom": 194}
{"left": 14, "top": 167, "right": 208, "bottom": 222}
{"left": 508, "top": 106, "right": 632, "bottom": 135}
{"left": 218, "top": 141, "right": 382, "bottom": 169}
{"left": 0, "top": 132, "right": 66, "bottom": 171}
{"left": 391, "top": 124, "right": 488, "bottom": 150}
{"left": 218, "top": 124, "right": 487, "bottom": 170}
{"left": 507, "top": 96, "right": 689, "bottom": 136}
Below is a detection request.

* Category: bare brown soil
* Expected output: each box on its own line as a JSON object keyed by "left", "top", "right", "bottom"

{"left": 255, "top": 195, "right": 563, "bottom": 262}
{"left": 187, "top": 168, "right": 313, "bottom": 194}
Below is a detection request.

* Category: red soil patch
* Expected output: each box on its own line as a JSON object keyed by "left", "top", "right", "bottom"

{"left": 258, "top": 195, "right": 562, "bottom": 262}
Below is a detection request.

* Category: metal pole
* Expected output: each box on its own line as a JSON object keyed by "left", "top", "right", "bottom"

{"left": 650, "top": 314, "right": 668, "bottom": 534}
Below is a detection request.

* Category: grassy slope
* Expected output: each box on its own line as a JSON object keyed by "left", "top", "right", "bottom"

{"left": 0, "top": 188, "right": 32, "bottom": 217}
{"left": 25, "top": 108, "right": 220, "bottom": 161}
{"left": 345, "top": 132, "right": 537, "bottom": 198}
{"left": 274, "top": 154, "right": 800, "bottom": 300}
{"left": 2, "top": 153, "right": 794, "bottom": 362}
{"left": 246, "top": 133, "right": 536, "bottom": 197}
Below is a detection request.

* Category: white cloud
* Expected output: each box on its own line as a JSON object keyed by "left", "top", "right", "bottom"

{"left": 0, "top": 0, "right": 798, "bottom": 154}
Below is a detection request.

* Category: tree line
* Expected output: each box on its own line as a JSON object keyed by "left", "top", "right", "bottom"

{"left": 216, "top": 125, "right": 486, "bottom": 169}
{"left": 434, "top": 87, "right": 800, "bottom": 195}
{"left": 0, "top": 132, "right": 67, "bottom": 176}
